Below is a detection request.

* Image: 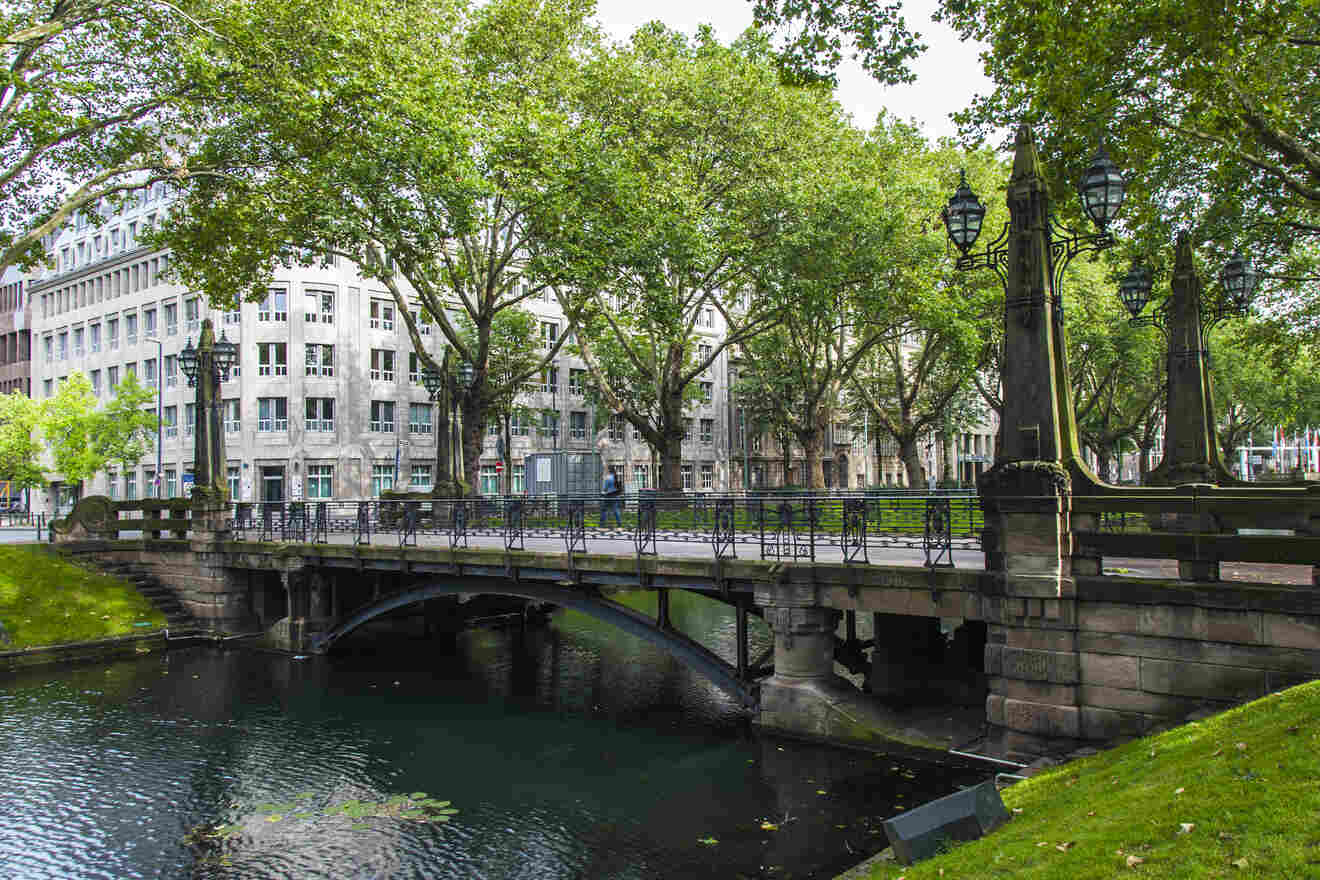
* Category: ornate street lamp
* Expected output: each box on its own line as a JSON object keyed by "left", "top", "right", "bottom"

{"left": 943, "top": 170, "right": 986, "bottom": 255}
{"left": 213, "top": 330, "right": 238, "bottom": 379}
{"left": 1219, "top": 251, "right": 1260, "bottom": 312}
{"left": 1079, "top": 142, "right": 1125, "bottom": 231}
{"left": 448, "top": 360, "right": 474, "bottom": 489}
{"left": 1118, "top": 263, "right": 1153, "bottom": 320}
{"left": 179, "top": 337, "right": 198, "bottom": 386}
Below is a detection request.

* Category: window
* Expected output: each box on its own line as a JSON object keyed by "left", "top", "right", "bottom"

{"left": 408, "top": 352, "right": 421, "bottom": 384}
{"left": 125, "top": 313, "right": 138, "bottom": 345}
{"left": 700, "top": 418, "right": 713, "bottom": 444}
{"left": 143, "top": 308, "right": 156, "bottom": 336}
{"left": 307, "top": 464, "right": 333, "bottom": 499}
{"left": 569, "top": 410, "right": 587, "bottom": 440}
{"left": 304, "top": 343, "right": 334, "bottom": 377}
{"left": 479, "top": 465, "right": 498, "bottom": 496}
{"left": 58, "top": 331, "right": 67, "bottom": 361}
{"left": 540, "top": 321, "right": 558, "bottom": 347}
{"left": 408, "top": 307, "right": 432, "bottom": 335}
{"left": 185, "top": 297, "right": 201, "bottom": 331}
{"left": 512, "top": 463, "right": 525, "bottom": 494}
{"left": 257, "top": 397, "right": 288, "bottom": 432}
{"left": 371, "top": 463, "right": 395, "bottom": 497}
{"left": 633, "top": 464, "right": 648, "bottom": 490}
{"left": 163, "top": 405, "right": 177, "bottom": 438}
{"left": 107, "top": 365, "right": 119, "bottom": 389}
{"left": 90, "top": 323, "right": 101, "bottom": 353}
{"left": 701, "top": 463, "right": 713, "bottom": 489}
{"left": 305, "top": 290, "right": 334, "bottom": 323}
{"left": 223, "top": 399, "right": 240, "bottom": 433}
{"left": 539, "top": 411, "right": 559, "bottom": 442}
{"left": 697, "top": 343, "right": 712, "bottom": 365}
{"left": 107, "top": 318, "right": 119, "bottom": 350}
{"left": 608, "top": 414, "right": 625, "bottom": 441}
{"left": 185, "top": 403, "right": 195, "bottom": 437}
{"left": 73, "top": 327, "right": 83, "bottom": 357}
{"left": 108, "top": 473, "right": 118, "bottom": 500}
{"left": 257, "top": 342, "right": 287, "bottom": 376}
{"left": 699, "top": 307, "right": 714, "bottom": 328}
{"left": 164, "top": 303, "right": 177, "bottom": 336}
{"left": 258, "top": 288, "right": 288, "bottom": 321}
{"left": 165, "top": 468, "right": 177, "bottom": 498}
{"left": 541, "top": 366, "right": 558, "bottom": 394}
{"left": 305, "top": 397, "right": 334, "bottom": 432}
{"left": 41, "top": 378, "right": 52, "bottom": 398}
{"left": 223, "top": 308, "right": 240, "bottom": 325}
{"left": 125, "top": 361, "right": 137, "bottom": 378}
{"left": 370, "top": 349, "right": 395, "bottom": 382}
{"left": 681, "top": 464, "right": 694, "bottom": 490}
{"left": 164, "top": 355, "right": 177, "bottom": 388}
{"left": 510, "top": 412, "right": 530, "bottom": 436}
{"left": 124, "top": 472, "right": 137, "bottom": 501}
{"left": 408, "top": 402, "right": 432, "bottom": 434}
{"left": 409, "top": 463, "right": 432, "bottom": 490}
{"left": 700, "top": 382, "right": 713, "bottom": 404}
{"left": 226, "top": 466, "right": 238, "bottom": 499}
{"left": 43, "top": 335, "right": 52, "bottom": 363}
{"left": 370, "top": 400, "right": 395, "bottom": 432}
{"left": 369, "top": 298, "right": 394, "bottom": 330}
{"left": 90, "top": 369, "right": 101, "bottom": 396}
{"left": 684, "top": 418, "right": 694, "bottom": 441}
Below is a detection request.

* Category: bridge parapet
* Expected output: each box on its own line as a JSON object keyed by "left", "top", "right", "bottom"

{"left": 52, "top": 495, "right": 193, "bottom": 542}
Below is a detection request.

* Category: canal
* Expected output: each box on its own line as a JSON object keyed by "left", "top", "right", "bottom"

{"left": 0, "top": 590, "right": 991, "bottom": 879}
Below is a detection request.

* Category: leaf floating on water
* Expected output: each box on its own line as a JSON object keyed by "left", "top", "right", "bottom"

{"left": 1178, "top": 823, "right": 1195, "bottom": 834}
{"left": 697, "top": 837, "right": 719, "bottom": 846}
{"left": 1232, "top": 858, "right": 1249, "bottom": 869}
{"left": 760, "top": 822, "right": 779, "bottom": 831}
{"left": 1126, "top": 855, "right": 1145, "bottom": 867}
{"left": 1174, "top": 787, "right": 1185, "bottom": 795}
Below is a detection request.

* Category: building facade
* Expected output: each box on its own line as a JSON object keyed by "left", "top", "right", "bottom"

{"left": 25, "top": 190, "right": 997, "bottom": 509}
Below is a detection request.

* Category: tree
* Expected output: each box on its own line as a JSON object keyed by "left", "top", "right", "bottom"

{"left": 843, "top": 127, "right": 1004, "bottom": 487}
{"left": 40, "top": 372, "right": 100, "bottom": 492}
{"left": 732, "top": 124, "right": 905, "bottom": 489}
{"left": 163, "top": 0, "right": 592, "bottom": 495}
{"left": 456, "top": 308, "right": 542, "bottom": 495}
{"left": 536, "top": 27, "right": 857, "bottom": 490}
{"left": 0, "top": 392, "right": 45, "bottom": 489}
{"left": 1208, "top": 322, "right": 1313, "bottom": 471}
{"left": 937, "top": 0, "right": 1320, "bottom": 295}
{"left": 92, "top": 372, "right": 159, "bottom": 477}
{"left": 747, "top": 0, "right": 924, "bottom": 86}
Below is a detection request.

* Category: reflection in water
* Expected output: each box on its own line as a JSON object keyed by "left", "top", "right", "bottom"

{"left": 0, "top": 590, "right": 989, "bottom": 879}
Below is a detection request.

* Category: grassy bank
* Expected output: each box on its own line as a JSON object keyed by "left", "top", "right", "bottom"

{"left": 852, "top": 680, "right": 1320, "bottom": 879}
{"left": 0, "top": 545, "right": 165, "bottom": 649}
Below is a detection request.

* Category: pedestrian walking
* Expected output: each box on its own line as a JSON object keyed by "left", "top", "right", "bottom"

{"left": 601, "top": 466, "right": 623, "bottom": 527}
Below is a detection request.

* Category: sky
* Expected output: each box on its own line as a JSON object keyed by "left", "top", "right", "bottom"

{"left": 590, "top": 0, "right": 993, "bottom": 142}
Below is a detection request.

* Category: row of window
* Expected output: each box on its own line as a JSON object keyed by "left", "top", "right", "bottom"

{"left": 42, "top": 298, "right": 203, "bottom": 363}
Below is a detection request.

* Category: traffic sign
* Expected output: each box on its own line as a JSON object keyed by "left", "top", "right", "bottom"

{"left": 495, "top": 460, "right": 503, "bottom": 474}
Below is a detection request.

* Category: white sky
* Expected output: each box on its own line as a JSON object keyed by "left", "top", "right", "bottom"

{"left": 590, "top": 0, "right": 993, "bottom": 142}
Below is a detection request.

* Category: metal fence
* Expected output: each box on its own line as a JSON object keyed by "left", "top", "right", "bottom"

{"left": 228, "top": 492, "right": 984, "bottom": 568}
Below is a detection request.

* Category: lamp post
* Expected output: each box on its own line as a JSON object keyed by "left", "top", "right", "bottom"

{"left": 143, "top": 335, "right": 163, "bottom": 497}
{"left": 942, "top": 130, "right": 1125, "bottom": 478}
{"left": 178, "top": 319, "right": 238, "bottom": 495}
{"left": 1117, "top": 235, "right": 1261, "bottom": 485}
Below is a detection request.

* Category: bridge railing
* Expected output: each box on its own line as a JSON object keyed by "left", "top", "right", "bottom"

{"left": 228, "top": 492, "right": 984, "bottom": 567}
{"left": 1064, "top": 491, "right": 1320, "bottom": 577}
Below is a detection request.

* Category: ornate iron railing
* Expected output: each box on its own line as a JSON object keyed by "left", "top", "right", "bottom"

{"left": 228, "top": 492, "right": 984, "bottom": 568}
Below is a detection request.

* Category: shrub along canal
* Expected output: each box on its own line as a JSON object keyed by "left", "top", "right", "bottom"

{"left": 0, "top": 590, "right": 990, "bottom": 879}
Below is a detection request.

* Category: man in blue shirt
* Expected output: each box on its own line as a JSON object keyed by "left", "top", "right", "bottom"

{"left": 601, "top": 466, "right": 623, "bottom": 527}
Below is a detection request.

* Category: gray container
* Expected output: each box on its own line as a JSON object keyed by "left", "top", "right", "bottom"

{"left": 525, "top": 452, "right": 603, "bottom": 496}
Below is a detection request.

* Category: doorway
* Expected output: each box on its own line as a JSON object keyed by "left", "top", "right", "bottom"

{"left": 260, "top": 466, "right": 285, "bottom": 502}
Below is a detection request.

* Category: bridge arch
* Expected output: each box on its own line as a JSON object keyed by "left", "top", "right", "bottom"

{"left": 313, "top": 582, "right": 759, "bottom": 708}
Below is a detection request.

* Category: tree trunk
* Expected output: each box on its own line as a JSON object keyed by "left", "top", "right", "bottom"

{"left": 940, "top": 427, "right": 956, "bottom": 486}
{"left": 799, "top": 418, "right": 826, "bottom": 490}
{"left": 899, "top": 436, "right": 924, "bottom": 488}
{"left": 460, "top": 397, "right": 484, "bottom": 497}
{"left": 1096, "top": 450, "right": 1113, "bottom": 483}
{"left": 660, "top": 430, "right": 683, "bottom": 490}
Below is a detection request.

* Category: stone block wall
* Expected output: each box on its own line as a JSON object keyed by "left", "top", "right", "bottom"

{"left": 1071, "top": 578, "right": 1320, "bottom": 739}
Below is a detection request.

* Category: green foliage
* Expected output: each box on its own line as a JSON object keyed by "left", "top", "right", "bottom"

{"left": 0, "top": 392, "right": 46, "bottom": 488}
{"left": 939, "top": 0, "right": 1320, "bottom": 318}
{"left": 93, "top": 371, "right": 159, "bottom": 475}
{"left": 40, "top": 373, "right": 100, "bottom": 487}
{"left": 747, "top": 0, "right": 925, "bottom": 87}
{"left": 1208, "top": 322, "right": 1317, "bottom": 464}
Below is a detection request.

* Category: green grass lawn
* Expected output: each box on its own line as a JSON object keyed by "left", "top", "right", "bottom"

{"left": 856, "top": 680, "right": 1320, "bottom": 879}
{"left": 0, "top": 545, "right": 166, "bottom": 649}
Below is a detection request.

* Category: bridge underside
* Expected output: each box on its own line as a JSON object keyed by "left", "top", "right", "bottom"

{"left": 311, "top": 579, "right": 762, "bottom": 708}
